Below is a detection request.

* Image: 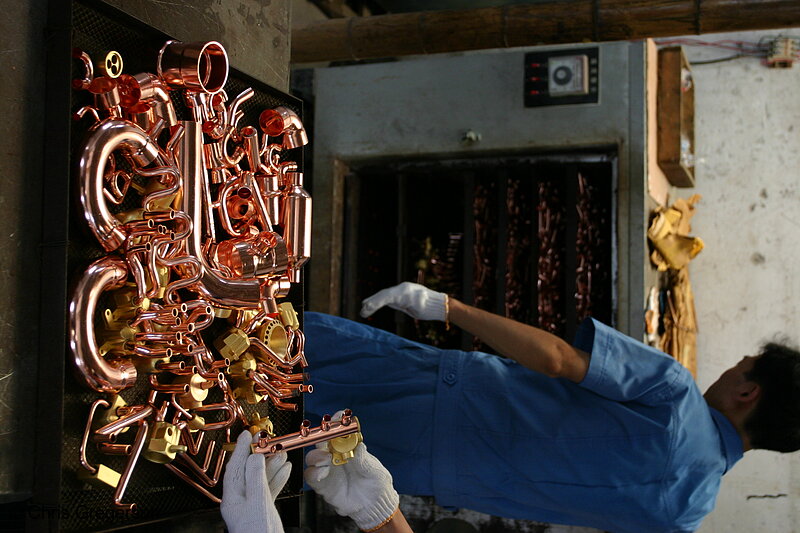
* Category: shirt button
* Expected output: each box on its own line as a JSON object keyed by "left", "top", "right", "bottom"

{"left": 444, "top": 372, "right": 457, "bottom": 384}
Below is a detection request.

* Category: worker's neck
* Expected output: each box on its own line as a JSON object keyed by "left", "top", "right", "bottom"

{"left": 705, "top": 398, "right": 753, "bottom": 452}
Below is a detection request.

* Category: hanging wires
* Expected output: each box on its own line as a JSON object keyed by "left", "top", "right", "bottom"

{"left": 654, "top": 36, "right": 800, "bottom": 66}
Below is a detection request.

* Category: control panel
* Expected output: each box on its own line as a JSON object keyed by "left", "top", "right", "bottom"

{"left": 524, "top": 47, "right": 599, "bottom": 107}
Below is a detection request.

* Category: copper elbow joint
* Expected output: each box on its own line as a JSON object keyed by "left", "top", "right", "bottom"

{"left": 70, "top": 256, "right": 137, "bottom": 393}
{"left": 158, "top": 40, "right": 229, "bottom": 94}
{"left": 78, "top": 119, "right": 162, "bottom": 251}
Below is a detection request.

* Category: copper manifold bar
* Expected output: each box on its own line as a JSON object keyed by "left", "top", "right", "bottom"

{"left": 252, "top": 413, "right": 359, "bottom": 455}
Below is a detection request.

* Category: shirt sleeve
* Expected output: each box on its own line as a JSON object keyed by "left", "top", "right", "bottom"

{"left": 574, "top": 317, "right": 690, "bottom": 405}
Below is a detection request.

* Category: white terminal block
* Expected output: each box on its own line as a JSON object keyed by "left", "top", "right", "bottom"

{"left": 548, "top": 55, "right": 590, "bottom": 96}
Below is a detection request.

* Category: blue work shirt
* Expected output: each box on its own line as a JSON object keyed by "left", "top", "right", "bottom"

{"left": 304, "top": 313, "right": 743, "bottom": 533}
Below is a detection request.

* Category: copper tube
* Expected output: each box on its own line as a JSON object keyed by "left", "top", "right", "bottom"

{"left": 263, "top": 106, "right": 308, "bottom": 149}
{"left": 148, "top": 374, "right": 190, "bottom": 394}
{"left": 114, "top": 421, "right": 149, "bottom": 510}
{"left": 158, "top": 40, "right": 229, "bottom": 94}
{"left": 164, "top": 463, "right": 221, "bottom": 503}
{"left": 78, "top": 119, "right": 162, "bottom": 251}
{"left": 256, "top": 363, "right": 306, "bottom": 383}
{"left": 80, "top": 399, "right": 111, "bottom": 474}
{"left": 98, "top": 443, "right": 132, "bottom": 455}
{"left": 134, "top": 331, "right": 182, "bottom": 343}
{"left": 129, "top": 344, "right": 173, "bottom": 358}
{"left": 138, "top": 164, "right": 181, "bottom": 212}
{"left": 180, "top": 425, "right": 206, "bottom": 455}
{"left": 155, "top": 361, "right": 185, "bottom": 372}
{"left": 74, "top": 106, "right": 101, "bottom": 123}
{"left": 70, "top": 256, "right": 137, "bottom": 393}
{"left": 252, "top": 416, "right": 360, "bottom": 455}
{"left": 299, "top": 419, "right": 310, "bottom": 437}
{"left": 96, "top": 404, "right": 154, "bottom": 436}
{"left": 175, "top": 446, "right": 226, "bottom": 486}
{"left": 191, "top": 402, "right": 236, "bottom": 430}
{"left": 249, "top": 371, "right": 291, "bottom": 399}
{"left": 180, "top": 121, "right": 264, "bottom": 306}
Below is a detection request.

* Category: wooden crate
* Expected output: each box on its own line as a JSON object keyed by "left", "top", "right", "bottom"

{"left": 657, "top": 46, "right": 695, "bottom": 187}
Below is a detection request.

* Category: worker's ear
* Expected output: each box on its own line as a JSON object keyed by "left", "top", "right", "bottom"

{"left": 736, "top": 381, "right": 761, "bottom": 407}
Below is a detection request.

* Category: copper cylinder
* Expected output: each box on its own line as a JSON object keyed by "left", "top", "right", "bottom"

{"left": 158, "top": 40, "right": 229, "bottom": 94}
{"left": 70, "top": 256, "right": 137, "bottom": 393}
{"left": 77, "top": 119, "right": 162, "bottom": 251}
{"left": 282, "top": 169, "right": 311, "bottom": 283}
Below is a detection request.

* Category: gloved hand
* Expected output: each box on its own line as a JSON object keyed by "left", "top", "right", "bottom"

{"left": 221, "top": 430, "right": 292, "bottom": 533}
{"left": 360, "top": 281, "right": 447, "bottom": 321}
{"left": 305, "top": 441, "right": 399, "bottom": 531}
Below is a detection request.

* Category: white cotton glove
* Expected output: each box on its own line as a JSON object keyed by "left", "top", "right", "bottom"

{"left": 304, "top": 441, "right": 399, "bottom": 531}
{"left": 221, "top": 430, "right": 292, "bottom": 533}
{"left": 360, "top": 281, "right": 447, "bottom": 321}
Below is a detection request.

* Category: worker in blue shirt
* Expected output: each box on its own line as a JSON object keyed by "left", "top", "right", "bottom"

{"left": 299, "top": 282, "right": 800, "bottom": 532}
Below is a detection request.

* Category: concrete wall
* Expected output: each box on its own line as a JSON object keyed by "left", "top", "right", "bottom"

{"left": 685, "top": 29, "right": 800, "bottom": 533}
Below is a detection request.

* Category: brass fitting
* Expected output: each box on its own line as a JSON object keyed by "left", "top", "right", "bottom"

{"left": 233, "top": 379, "right": 264, "bottom": 405}
{"left": 278, "top": 302, "right": 299, "bottom": 330}
{"left": 213, "top": 327, "right": 250, "bottom": 360}
{"left": 93, "top": 395, "right": 130, "bottom": 434}
{"left": 213, "top": 306, "right": 233, "bottom": 319}
{"left": 328, "top": 431, "right": 363, "bottom": 465}
{"left": 185, "top": 414, "right": 206, "bottom": 432}
{"left": 256, "top": 319, "right": 288, "bottom": 362}
{"left": 143, "top": 421, "right": 187, "bottom": 463}
{"left": 227, "top": 352, "right": 257, "bottom": 378}
{"left": 78, "top": 464, "right": 121, "bottom": 488}
{"left": 248, "top": 413, "right": 274, "bottom": 437}
{"left": 175, "top": 373, "right": 210, "bottom": 406}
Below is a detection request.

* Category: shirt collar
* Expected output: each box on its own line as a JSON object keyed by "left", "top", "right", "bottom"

{"left": 708, "top": 407, "right": 744, "bottom": 473}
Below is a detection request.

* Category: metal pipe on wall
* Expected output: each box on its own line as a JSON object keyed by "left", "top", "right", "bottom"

{"left": 291, "top": 0, "right": 800, "bottom": 63}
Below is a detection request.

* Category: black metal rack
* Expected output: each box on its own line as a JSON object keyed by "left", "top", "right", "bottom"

{"left": 34, "top": 1, "right": 305, "bottom": 530}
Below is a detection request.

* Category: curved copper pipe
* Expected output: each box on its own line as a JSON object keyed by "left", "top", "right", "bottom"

{"left": 114, "top": 420, "right": 149, "bottom": 510}
{"left": 70, "top": 256, "right": 137, "bottom": 393}
{"left": 80, "top": 399, "right": 111, "bottom": 474}
{"left": 96, "top": 404, "right": 154, "bottom": 437}
{"left": 180, "top": 120, "right": 264, "bottom": 307}
{"left": 78, "top": 119, "right": 162, "bottom": 251}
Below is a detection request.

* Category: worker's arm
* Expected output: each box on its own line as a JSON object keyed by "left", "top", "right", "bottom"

{"left": 361, "top": 282, "right": 590, "bottom": 383}
{"left": 448, "top": 297, "right": 590, "bottom": 383}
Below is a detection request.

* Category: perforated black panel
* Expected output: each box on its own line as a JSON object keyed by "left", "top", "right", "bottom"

{"left": 56, "top": 2, "right": 304, "bottom": 531}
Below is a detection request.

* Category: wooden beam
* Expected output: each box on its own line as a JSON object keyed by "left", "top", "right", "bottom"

{"left": 292, "top": 0, "right": 800, "bottom": 63}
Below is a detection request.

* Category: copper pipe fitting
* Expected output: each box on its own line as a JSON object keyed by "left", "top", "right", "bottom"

{"left": 154, "top": 361, "right": 186, "bottom": 373}
{"left": 70, "top": 256, "right": 137, "bottom": 393}
{"left": 164, "top": 463, "right": 221, "bottom": 503}
{"left": 114, "top": 420, "right": 149, "bottom": 510}
{"left": 80, "top": 399, "right": 111, "bottom": 474}
{"left": 252, "top": 415, "right": 360, "bottom": 455}
{"left": 148, "top": 374, "right": 190, "bottom": 394}
{"left": 78, "top": 119, "right": 162, "bottom": 251}
{"left": 98, "top": 443, "right": 133, "bottom": 455}
{"left": 72, "top": 48, "right": 94, "bottom": 90}
{"left": 259, "top": 107, "right": 308, "bottom": 149}
{"left": 96, "top": 405, "right": 154, "bottom": 437}
{"left": 191, "top": 402, "right": 236, "bottom": 430}
{"left": 158, "top": 40, "right": 229, "bottom": 94}
{"left": 180, "top": 121, "right": 264, "bottom": 306}
{"left": 281, "top": 168, "right": 312, "bottom": 283}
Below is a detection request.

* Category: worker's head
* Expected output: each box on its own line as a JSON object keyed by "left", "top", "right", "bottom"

{"left": 741, "top": 342, "right": 800, "bottom": 452}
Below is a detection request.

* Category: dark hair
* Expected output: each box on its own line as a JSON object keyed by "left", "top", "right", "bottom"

{"left": 744, "top": 342, "right": 800, "bottom": 452}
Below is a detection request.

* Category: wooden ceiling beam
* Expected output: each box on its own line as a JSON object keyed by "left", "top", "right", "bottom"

{"left": 292, "top": 0, "right": 800, "bottom": 63}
